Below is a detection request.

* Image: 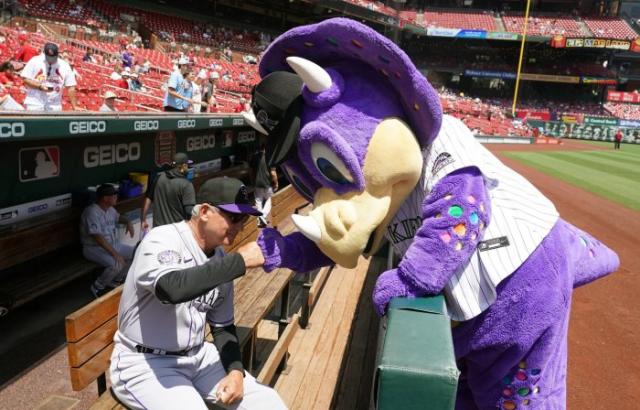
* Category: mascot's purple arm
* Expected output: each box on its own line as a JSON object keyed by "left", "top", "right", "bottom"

{"left": 373, "top": 166, "right": 489, "bottom": 315}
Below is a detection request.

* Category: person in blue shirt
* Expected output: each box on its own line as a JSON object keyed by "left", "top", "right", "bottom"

{"left": 163, "top": 57, "right": 193, "bottom": 112}
{"left": 177, "top": 71, "right": 194, "bottom": 112}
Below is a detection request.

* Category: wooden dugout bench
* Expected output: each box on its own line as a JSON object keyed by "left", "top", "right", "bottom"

{"left": 65, "top": 185, "right": 311, "bottom": 408}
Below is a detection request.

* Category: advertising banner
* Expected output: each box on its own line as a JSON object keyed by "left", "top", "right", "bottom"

{"left": 426, "top": 27, "right": 460, "bottom": 37}
{"left": 581, "top": 77, "right": 617, "bottom": 85}
{"left": 620, "top": 119, "right": 640, "bottom": 128}
{"left": 516, "top": 110, "right": 551, "bottom": 121}
{"left": 560, "top": 114, "right": 583, "bottom": 124}
{"left": 564, "top": 37, "right": 632, "bottom": 51}
{"left": 520, "top": 73, "right": 581, "bottom": 84}
{"left": 456, "top": 30, "right": 487, "bottom": 39}
{"left": 464, "top": 70, "right": 516, "bottom": 79}
{"left": 527, "top": 120, "right": 637, "bottom": 142}
{"left": 0, "top": 193, "right": 72, "bottom": 226}
{"left": 606, "top": 90, "right": 640, "bottom": 103}
{"left": 584, "top": 116, "right": 619, "bottom": 126}
{"left": 487, "top": 32, "right": 519, "bottom": 41}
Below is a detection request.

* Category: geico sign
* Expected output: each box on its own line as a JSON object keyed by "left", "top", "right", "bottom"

{"left": 84, "top": 142, "right": 141, "bottom": 168}
{"left": 186, "top": 135, "right": 215, "bottom": 152}
{"left": 134, "top": 120, "right": 159, "bottom": 131}
{"left": 69, "top": 121, "right": 106, "bottom": 134}
{"left": 232, "top": 118, "right": 244, "bottom": 126}
{"left": 209, "top": 118, "right": 223, "bottom": 127}
{"left": 0, "top": 122, "right": 25, "bottom": 138}
{"left": 177, "top": 119, "right": 196, "bottom": 129}
{"left": 28, "top": 203, "right": 48, "bottom": 214}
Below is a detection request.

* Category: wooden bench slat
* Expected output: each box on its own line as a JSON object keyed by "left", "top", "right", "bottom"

{"left": 308, "top": 265, "right": 334, "bottom": 308}
{"left": 68, "top": 317, "right": 118, "bottom": 367}
{"left": 66, "top": 287, "right": 122, "bottom": 342}
{"left": 257, "top": 314, "right": 300, "bottom": 385}
{"left": 70, "top": 343, "right": 114, "bottom": 391}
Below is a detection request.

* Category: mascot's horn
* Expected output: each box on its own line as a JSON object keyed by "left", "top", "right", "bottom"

{"left": 286, "top": 56, "right": 332, "bottom": 93}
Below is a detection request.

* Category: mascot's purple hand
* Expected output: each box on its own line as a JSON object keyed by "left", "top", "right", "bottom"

{"left": 372, "top": 268, "right": 423, "bottom": 316}
{"left": 257, "top": 228, "right": 333, "bottom": 273}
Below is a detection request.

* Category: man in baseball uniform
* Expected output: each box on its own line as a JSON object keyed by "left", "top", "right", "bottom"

{"left": 80, "top": 184, "right": 135, "bottom": 298}
{"left": 110, "top": 177, "right": 287, "bottom": 410}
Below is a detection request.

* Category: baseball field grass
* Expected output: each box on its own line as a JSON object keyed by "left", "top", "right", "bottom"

{"left": 502, "top": 141, "right": 640, "bottom": 211}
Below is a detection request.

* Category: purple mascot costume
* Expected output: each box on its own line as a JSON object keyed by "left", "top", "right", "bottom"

{"left": 243, "top": 18, "right": 620, "bottom": 409}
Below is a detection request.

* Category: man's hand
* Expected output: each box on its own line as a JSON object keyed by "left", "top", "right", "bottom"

{"left": 141, "top": 220, "right": 149, "bottom": 231}
{"left": 125, "top": 222, "right": 135, "bottom": 238}
{"left": 215, "top": 370, "right": 244, "bottom": 405}
{"left": 236, "top": 241, "right": 265, "bottom": 269}
{"left": 113, "top": 253, "right": 126, "bottom": 269}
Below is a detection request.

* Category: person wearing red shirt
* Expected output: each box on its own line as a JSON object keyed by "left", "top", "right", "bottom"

{"left": 0, "top": 62, "right": 16, "bottom": 86}
{"left": 233, "top": 97, "right": 247, "bottom": 113}
{"left": 14, "top": 34, "right": 39, "bottom": 63}
{"left": 614, "top": 129, "right": 623, "bottom": 150}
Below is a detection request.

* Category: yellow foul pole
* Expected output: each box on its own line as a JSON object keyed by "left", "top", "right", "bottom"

{"left": 511, "top": 0, "right": 533, "bottom": 117}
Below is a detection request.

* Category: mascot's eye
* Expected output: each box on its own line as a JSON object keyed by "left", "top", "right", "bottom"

{"left": 311, "top": 143, "right": 354, "bottom": 186}
{"left": 283, "top": 166, "right": 314, "bottom": 201}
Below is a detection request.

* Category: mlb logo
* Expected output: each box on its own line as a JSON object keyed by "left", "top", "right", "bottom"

{"left": 19, "top": 146, "right": 60, "bottom": 182}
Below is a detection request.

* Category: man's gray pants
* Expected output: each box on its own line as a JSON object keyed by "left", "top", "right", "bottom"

{"left": 83, "top": 243, "right": 135, "bottom": 289}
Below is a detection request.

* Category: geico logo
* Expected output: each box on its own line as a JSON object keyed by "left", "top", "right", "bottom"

{"left": 186, "top": 135, "right": 215, "bottom": 151}
{"left": 237, "top": 131, "right": 255, "bottom": 143}
{"left": 0, "top": 122, "right": 26, "bottom": 138}
{"left": 84, "top": 142, "right": 141, "bottom": 168}
{"left": 69, "top": 121, "right": 106, "bottom": 134}
{"left": 28, "top": 203, "right": 48, "bottom": 214}
{"left": 134, "top": 120, "right": 159, "bottom": 131}
{"left": 232, "top": 118, "right": 244, "bottom": 126}
{"left": 209, "top": 119, "right": 223, "bottom": 127}
{"left": 177, "top": 119, "right": 196, "bottom": 128}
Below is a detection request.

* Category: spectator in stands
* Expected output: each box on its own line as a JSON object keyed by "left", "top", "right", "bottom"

{"left": 201, "top": 73, "right": 216, "bottom": 113}
{"left": 122, "top": 48, "right": 133, "bottom": 68}
{"left": 251, "top": 141, "right": 278, "bottom": 227}
{"left": 21, "top": 42, "right": 80, "bottom": 111}
{"left": 81, "top": 184, "right": 135, "bottom": 298}
{"left": 82, "top": 49, "right": 96, "bottom": 63}
{"left": 163, "top": 57, "right": 194, "bottom": 112}
{"left": 192, "top": 71, "right": 207, "bottom": 113}
{"left": 117, "top": 72, "right": 130, "bottom": 90}
{"left": 14, "top": 34, "right": 38, "bottom": 63}
{"left": 0, "top": 93, "right": 24, "bottom": 111}
{"left": 141, "top": 152, "right": 195, "bottom": 230}
{"left": 110, "top": 63, "right": 123, "bottom": 80}
{"left": 0, "top": 61, "right": 16, "bottom": 87}
{"left": 128, "top": 73, "right": 143, "bottom": 92}
{"left": 233, "top": 97, "right": 247, "bottom": 113}
{"left": 139, "top": 58, "right": 151, "bottom": 74}
{"left": 100, "top": 91, "right": 117, "bottom": 112}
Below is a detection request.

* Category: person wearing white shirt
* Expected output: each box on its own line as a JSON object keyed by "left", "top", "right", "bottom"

{"left": 100, "top": 91, "right": 117, "bottom": 112}
{"left": 20, "top": 42, "right": 79, "bottom": 111}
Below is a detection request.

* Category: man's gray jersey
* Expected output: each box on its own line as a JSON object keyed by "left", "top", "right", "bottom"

{"left": 80, "top": 204, "right": 119, "bottom": 247}
{"left": 115, "top": 221, "right": 233, "bottom": 352}
{"left": 385, "top": 115, "right": 559, "bottom": 321}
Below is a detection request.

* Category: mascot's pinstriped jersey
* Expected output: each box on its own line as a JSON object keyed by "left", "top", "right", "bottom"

{"left": 246, "top": 18, "right": 619, "bottom": 409}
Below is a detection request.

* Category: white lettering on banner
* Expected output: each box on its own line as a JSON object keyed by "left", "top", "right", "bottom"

{"left": 28, "top": 203, "right": 48, "bottom": 214}
{"left": 186, "top": 135, "right": 216, "bottom": 152}
{"left": 84, "top": 142, "right": 141, "bottom": 168}
{"left": 134, "top": 120, "right": 159, "bottom": 131}
{"left": 237, "top": 131, "right": 256, "bottom": 143}
{"left": 0, "top": 122, "right": 26, "bottom": 138}
{"left": 209, "top": 118, "right": 223, "bottom": 127}
{"left": 69, "top": 121, "right": 107, "bottom": 134}
{"left": 177, "top": 119, "right": 196, "bottom": 129}
{"left": 232, "top": 118, "right": 244, "bottom": 126}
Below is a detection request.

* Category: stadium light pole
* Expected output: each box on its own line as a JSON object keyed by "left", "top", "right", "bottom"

{"left": 511, "top": 0, "right": 533, "bottom": 117}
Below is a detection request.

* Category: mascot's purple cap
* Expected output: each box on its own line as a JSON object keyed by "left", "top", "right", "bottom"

{"left": 259, "top": 17, "right": 443, "bottom": 147}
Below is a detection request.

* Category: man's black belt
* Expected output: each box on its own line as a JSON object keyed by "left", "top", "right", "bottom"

{"left": 135, "top": 344, "right": 192, "bottom": 356}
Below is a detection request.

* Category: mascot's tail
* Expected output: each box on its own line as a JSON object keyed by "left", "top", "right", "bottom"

{"left": 562, "top": 221, "right": 620, "bottom": 288}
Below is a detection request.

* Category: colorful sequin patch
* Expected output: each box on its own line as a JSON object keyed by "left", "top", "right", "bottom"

{"left": 454, "top": 241, "right": 463, "bottom": 251}
{"left": 440, "top": 232, "right": 452, "bottom": 243}
{"left": 469, "top": 212, "right": 479, "bottom": 225}
{"left": 453, "top": 223, "right": 466, "bottom": 236}
{"left": 497, "top": 364, "right": 542, "bottom": 410}
{"left": 448, "top": 205, "right": 463, "bottom": 218}
{"left": 467, "top": 195, "right": 476, "bottom": 204}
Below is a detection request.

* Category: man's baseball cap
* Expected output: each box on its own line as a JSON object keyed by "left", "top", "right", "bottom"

{"left": 172, "top": 152, "right": 193, "bottom": 166}
{"left": 103, "top": 91, "right": 117, "bottom": 99}
{"left": 96, "top": 183, "right": 118, "bottom": 199}
{"left": 44, "top": 43, "right": 59, "bottom": 59}
{"left": 197, "top": 177, "right": 261, "bottom": 216}
{"left": 244, "top": 71, "right": 303, "bottom": 167}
